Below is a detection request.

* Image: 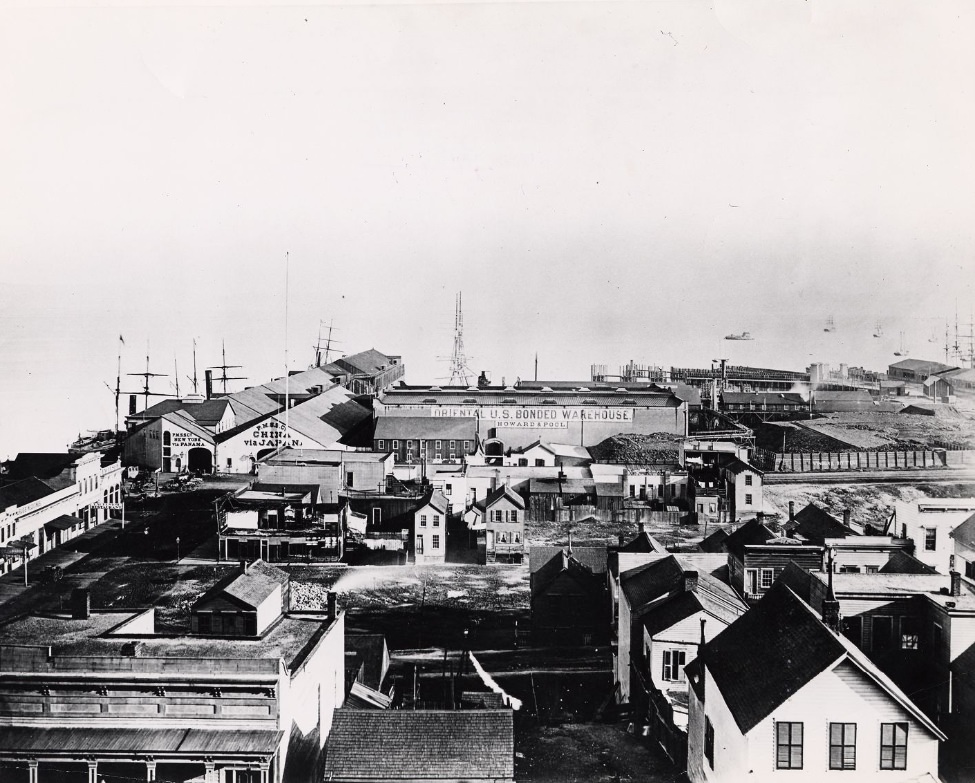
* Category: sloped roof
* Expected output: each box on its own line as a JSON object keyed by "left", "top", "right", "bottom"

{"left": 0, "top": 476, "right": 57, "bottom": 508}
{"left": 698, "top": 528, "right": 729, "bottom": 553}
{"left": 511, "top": 441, "right": 592, "bottom": 461}
{"left": 0, "top": 727, "right": 283, "bottom": 756}
{"left": 889, "top": 358, "right": 956, "bottom": 374}
{"left": 127, "top": 399, "right": 189, "bottom": 421}
{"left": 475, "top": 485, "right": 525, "bottom": 511}
{"left": 789, "top": 503, "right": 858, "bottom": 545}
{"left": 723, "top": 519, "right": 777, "bottom": 559}
{"left": 530, "top": 545, "right": 608, "bottom": 575}
{"left": 335, "top": 349, "right": 396, "bottom": 376}
{"left": 617, "top": 529, "right": 665, "bottom": 554}
{"left": 323, "top": 709, "right": 514, "bottom": 781}
{"left": 722, "top": 392, "right": 806, "bottom": 406}
{"left": 1, "top": 452, "right": 79, "bottom": 482}
{"left": 195, "top": 561, "right": 288, "bottom": 612}
{"left": 620, "top": 556, "right": 685, "bottom": 611}
{"left": 722, "top": 456, "right": 764, "bottom": 476}
{"left": 530, "top": 551, "right": 604, "bottom": 599}
{"left": 374, "top": 417, "right": 476, "bottom": 440}
{"left": 346, "top": 633, "right": 388, "bottom": 692}
{"left": 881, "top": 549, "right": 939, "bottom": 575}
{"left": 184, "top": 399, "right": 232, "bottom": 426}
{"left": 420, "top": 490, "right": 450, "bottom": 515}
{"left": 949, "top": 511, "right": 975, "bottom": 550}
{"left": 44, "top": 515, "right": 83, "bottom": 532}
{"left": 640, "top": 578, "right": 747, "bottom": 639}
{"left": 162, "top": 411, "right": 216, "bottom": 443}
{"left": 688, "top": 582, "right": 945, "bottom": 739}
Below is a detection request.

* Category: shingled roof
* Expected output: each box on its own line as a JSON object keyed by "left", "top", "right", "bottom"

{"left": 194, "top": 560, "right": 289, "bottom": 612}
{"left": 530, "top": 545, "right": 608, "bottom": 575}
{"left": 323, "top": 709, "right": 514, "bottom": 781}
{"left": 788, "top": 503, "right": 858, "bottom": 545}
{"left": 530, "top": 550, "right": 605, "bottom": 600}
{"left": 686, "top": 582, "right": 946, "bottom": 740}
{"left": 950, "top": 511, "right": 975, "bottom": 550}
{"left": 723, "top": 518, "right": 777, "bottom": 560}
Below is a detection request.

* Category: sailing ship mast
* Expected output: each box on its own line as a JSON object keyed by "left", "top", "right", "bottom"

{"left": 207, "top": 341, "right": 246, "bottom": 395}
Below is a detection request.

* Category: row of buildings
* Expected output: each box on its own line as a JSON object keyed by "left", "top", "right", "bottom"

{"left": 0, "top": 560, "right": 515, "bottom": 783}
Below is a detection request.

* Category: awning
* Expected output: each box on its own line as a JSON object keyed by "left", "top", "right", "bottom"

{"left": 44, "top": 515, "right": 82, "bottom": 533}
{"left": 0, "top": 727, "right": 284, "bottom": 757}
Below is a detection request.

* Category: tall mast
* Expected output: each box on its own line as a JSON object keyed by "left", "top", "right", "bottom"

{"left": 284, "top": 252, "right": 290, "bottom": 452}
{"left": 207, "top": 341, "right": 245, "bottom": 395}
{"left": 124, "top": 340, "right": 168, "bottom": 413}
{"left": 313, "top": 319, "right": 340, "bottom": 367}
{"left": 173, "top": 354, "right": 181, "bottom": 398}
{"left": 187, "top": 338, "right": 199, "bottom": 394}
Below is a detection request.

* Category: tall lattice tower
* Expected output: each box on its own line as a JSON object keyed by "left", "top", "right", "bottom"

{"left": 447, "top": 292, "right": 474, "bottom": 386}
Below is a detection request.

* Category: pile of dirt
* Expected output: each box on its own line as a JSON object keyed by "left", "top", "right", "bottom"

{"left": 754, "top": 421, "right": 850, "bottom": 453}
{"left": 588, "top": 433, "right": 681, "bottom": 466}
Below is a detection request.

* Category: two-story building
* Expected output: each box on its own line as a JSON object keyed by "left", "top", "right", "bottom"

{"left": 0, "top": 566, "right": 347, "bottom": 783}
{"left": 529, "top": 544, "right": 608, "bottom": 646}
{"left": 895, "top": 497, "right": 975, "bottom": 574}
{"left": 685, "top": 582, "right": 945, "bottom": 782}
{"left": 413, "top": 490, "right": 449, "bottom": 565}
{"left": 469, "top": 486, "right": 525, "bottom": 564}
{"left": 724, "top": 519, "right": 823, "bottom": 603}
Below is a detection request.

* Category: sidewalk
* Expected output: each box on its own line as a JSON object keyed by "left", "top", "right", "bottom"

{"left": 0, "top": 518, "right": 127, "bottom": 606}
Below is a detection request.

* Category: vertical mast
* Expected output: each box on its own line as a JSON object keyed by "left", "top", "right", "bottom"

{"left": 174, "top": 355, "right": 180, "bottom": 398}
{"left": 284, "top": 251, "right": 290, "bottom": 453}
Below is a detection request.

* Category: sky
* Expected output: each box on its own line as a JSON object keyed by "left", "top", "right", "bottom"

{"left": 1, "top": 0, "right": 974, "bottom": 457}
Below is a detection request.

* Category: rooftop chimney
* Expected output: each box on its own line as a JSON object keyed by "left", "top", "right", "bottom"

{"left": 788, "top": 501, "right": 795, "bottom": 523}
{"left": 683, "top": 570, "right": 699, "bottom": 593}
{"left": 71, "top": 588, "right": 90, "bottom": 620}
{"left": 567, "top": 530, "right": 573, "bottom": 557}
{"left": 240, "top": 559, "right": 249, "bottom": 575}
{"left": 205, "top": 369, "right": 214, "bottom": 400}
{"left": 822, "top": 548, "right": 841, "bottom": 633}
{"left": 843, "top": 509, "right": 852, "bottom": 528}
{"left": 638, "top": 522, "right": 646, "bottom": 534}
{"left": 327, "top": 591, "right": 337, "bottom": 622}
{"left": 950, "top": 555, "right": 962, "bottom": 597}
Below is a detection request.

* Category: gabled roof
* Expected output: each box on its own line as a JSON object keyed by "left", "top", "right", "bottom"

{"left": 640, "top": 578, "right": 747, "bottom": 639}
{"left": 475, "top": 485, "right": 525, "bottom": 512}
{"left": 880, "top": 549, "right": 939, "bottom": 575}
{"left": 323, "top": 709, "right": 514, "bottom": 781}
{"left": 334, "top": 349, "right": 396, "bottom": 376}
{"left": 789, "top": 503, "right": 858, "bottom": 545}
{"left": 949, "top": 511, "right": 975, "bottom": 550}
{"left": 530, "top": 545, "right": 608, "bottom": 575}
{"left": 1, "top": 452, "right": 80, "bottom": 482}
{"left": 419, "top": 490, "right": 450, "bottom": 515}
{"left": 723, "top": 519, "right": 777, "bottom": 560}
{"left": 617, "top": 529, "right": 665, "bottom": 554}
{"left": 0, "top": 476, "right": 57, "bottom": 508}
{"left": 722, "top": 456, "right": 764, "bottom": 476}
{"left": 687, "top": 582, "right": 946, "bottom": 740}
{"left": 698, "top": 528, "right": 729, "bottom": 553}
{"left": 620, "top": 556, "right": 686, "bottom": 611}
{"left": 127, "top": 399, "right": 190, "bottom": 421}
{"left": 530, "top": 550, "right": 604, "bottom": 599}
{"left": 510, "top": 441, "right": 592, "bottom": 461}
{"left": 184, "top": 399, "right": 232, "bottom": 426}
{"left": 194, "top": 560, "right": 288, "bottom": 612}
{"left": 889, "top": 358, "right": 956, "bottom": 374}
{"left": 346, "top": 633, "right": 388, "bottom": 692}
{"left": 161, "top": 411, "right": 216, "bottom": 443}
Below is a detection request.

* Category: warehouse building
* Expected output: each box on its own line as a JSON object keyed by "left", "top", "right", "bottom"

{"left": 374, "top": 385, "right": 687, "bottom": 455}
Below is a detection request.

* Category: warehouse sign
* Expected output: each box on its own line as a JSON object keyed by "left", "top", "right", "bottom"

{"left": 430, "top": 406, "right": 633, "bottom": 424}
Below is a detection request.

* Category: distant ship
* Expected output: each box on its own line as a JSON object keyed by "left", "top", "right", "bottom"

{"left": 69, "top": 429, "right": 121, "bottom": 454}
{"left": 725, "top": 331, "right": 754, "bottom": 341}
{"left": 893, "top": 331, "right": 908, "bottom": 357}
{"left": 824, "top": 316, "right": 836, "bottom": 333}
{"left": 873, "top": 321, "right": 883, "bottom": 338}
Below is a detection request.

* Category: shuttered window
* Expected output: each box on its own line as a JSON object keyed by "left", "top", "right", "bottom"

{"left": 829, "top": 723, "right": 856, "bottom": 770}
{"left": 662, "top": 649, "right": 686, "bottom": 681}
{"left": 776, "top": 722, "right": 803, "bottom": 769}
{"left": 880, "top": 723, "right": 908, "bottom": 770}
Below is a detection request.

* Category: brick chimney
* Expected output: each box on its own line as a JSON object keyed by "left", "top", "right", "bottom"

{"left": 683, "top": 570, "right": 699, "bottom": 593}
{"left": 843, "top": 509, "right": 851, "bottom": 527}
{"left": 327, "top": 591, "right": 337, "bottom": 621}
{"left": 950, "top": 556, "right": 962, "bottom": 597}
{"left": 822, "top": 548, "right": 841, "bottom": 633}
{"left": 638, "top": 522, "right": 646, "bottom": 534}
{"left": 788, "top": 501, "right": 795, "bottom": 522}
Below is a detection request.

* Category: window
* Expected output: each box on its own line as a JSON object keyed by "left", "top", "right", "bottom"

{"left": 704, "top": 718, "right": 715, "bottom": 769}
{"left": 760, "top": 568, "right": 774, "bottom": 589}
{"left": 745, "top": 568, "right": 758, "bottom": 595}
{"left": 416, "top": 535, "right": 423, "bottom": 554}
{"left": 432, "top": 534, "right": 440, "bottom": 549}
{"left": 535, "top": 459, "right": 545, "bottom": 467}
{"left": 494, "top": 510, "right": 503, "bottom": 523}
{"left": 435, "top": 440, "right": 442, "bottom": 450}
{"left": 901, "top": 616, "right": 919, "bottom": 650}
{"left": 745, "top": 474, "right": 753, "bottom": 486}
{"left": 745, "top": 494, "right": 753, "bottom": 505}
{"left": 630, "top": 486, "right": 636, "bottom": 498}
{"left": 464, "top": 440, "right": 471, "bottom": 451}
{"left": 198, "top": 613, "right": 212, "bottom": 634}
{"left": 967, "top": 561, "right": 975, "bottom": 579}
{"left": 449, "top": 440, "right": 455, "bottom": 450}
{"left": 445, "top": 484, "right": 452, "bottom": 496}
{"left": 510, "top": 511, "right": 518, "bottom": 523}
{"left": 840, "top": 565, "right": 861, "bottom": 574}
{"left": 518, "top": 458, "right": 528, "bottom": 467}
{"left": 829, "top": 723, "right": 856, "bottom": 770}
{"left": 662, "top": 649, "right": 686, "bottom": 681}
{"left": 346, "top": 472, "right": 354, "bottom": 488}
{"left": 420, "top": 515, "right": 427, "bottom": 527}
{"left": 433, "top": 515, "right": 440, "bottom": 527}
{"left": 880, "top": 723, "right": 907, "bottom": 770}
{"left": 776, "top": 722, "right": 803, "bottom": 769}
{"left": 392, "top": 440, "right": 399, "bottom": 449}
{"left": 925, "top": 528, "right": 937, "bottom": 551}
{"left": 873, "top": 616, "right": 894, "bottom": 652}
{"left": 377, "top": 439, "right": 385, "bottom": 450}
{"left": 708, "top": 503, "right": 716, "bottom": 514}
{"left": 865, "top": 565, "right": 879, "bottom": 574}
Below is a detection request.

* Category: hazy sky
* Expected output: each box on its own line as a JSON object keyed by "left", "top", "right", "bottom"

{"left": 2, "top": 0, "right": 974, "bottom": 456}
